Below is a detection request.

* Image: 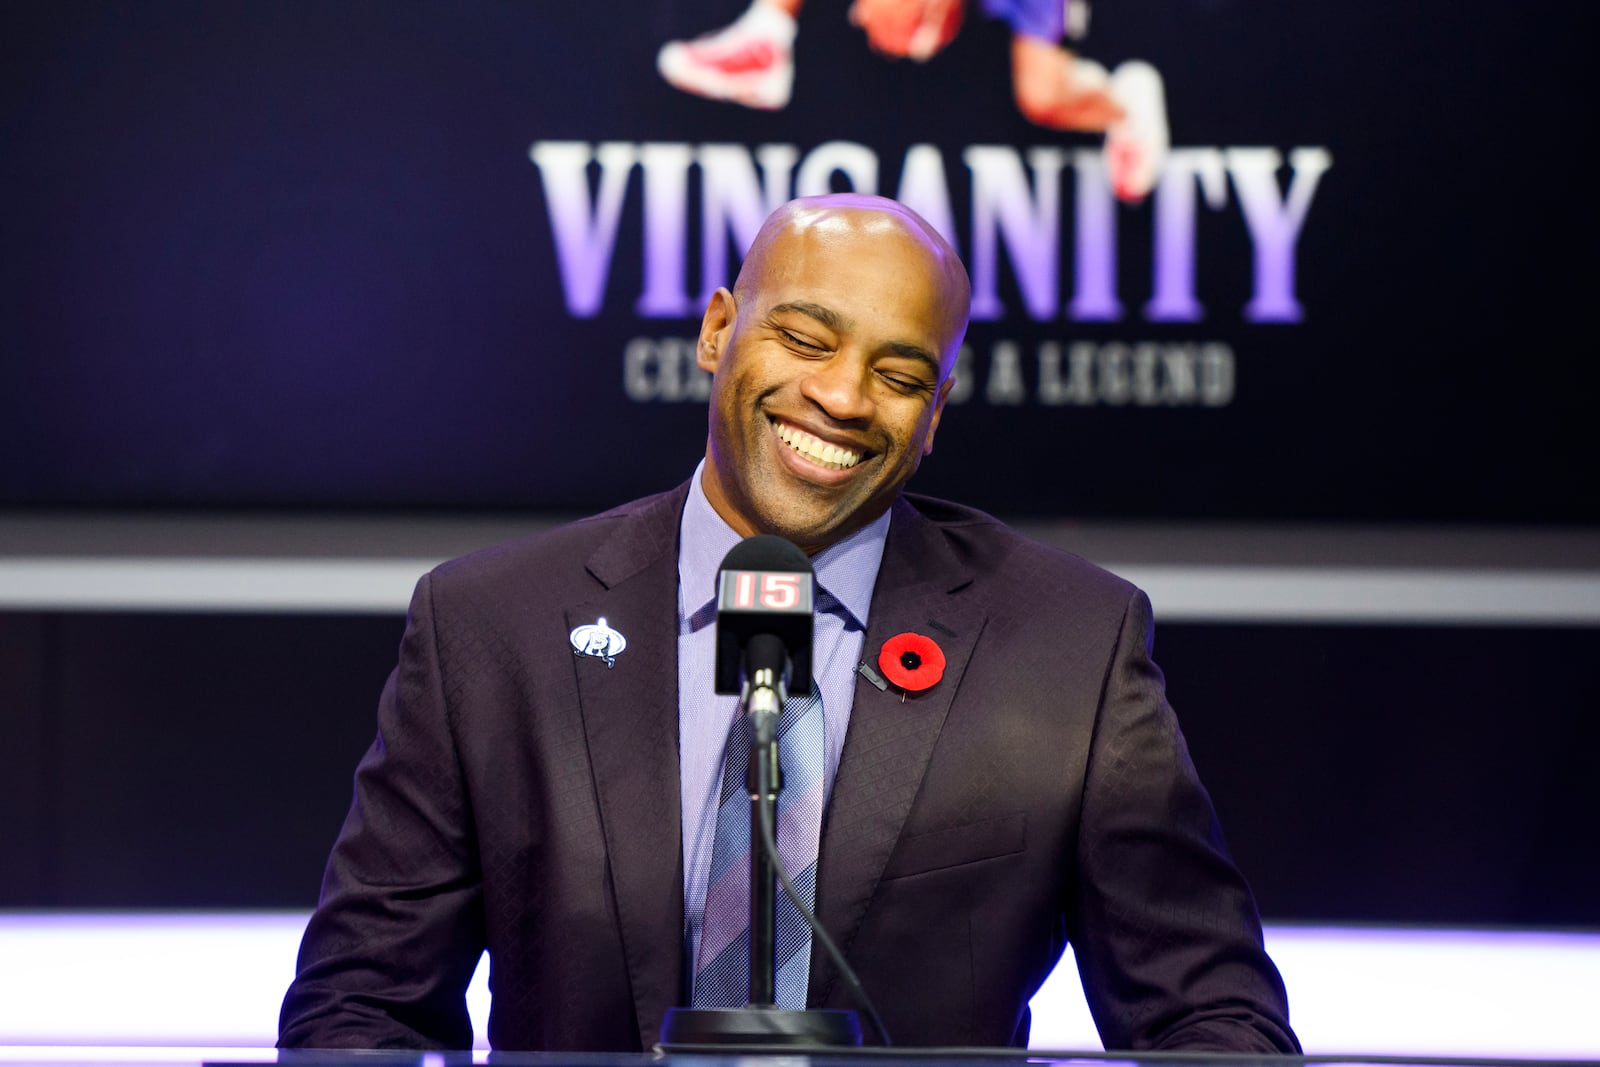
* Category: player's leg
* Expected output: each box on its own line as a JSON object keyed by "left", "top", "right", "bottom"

{"left": 1009, "top": 34, "right": 1122, "bottom": 131}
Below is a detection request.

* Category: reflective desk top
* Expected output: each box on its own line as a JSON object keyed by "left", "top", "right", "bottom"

{"left": 3, "top": 1049, "right": 1597, "bottom": 1067}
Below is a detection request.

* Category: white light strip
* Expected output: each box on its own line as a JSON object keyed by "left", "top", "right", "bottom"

{"left": 1032, "top": 925, "right": 1600, "bottom": 1058}
{"left": 0, "top": 912, "right": 493, "bottom": 1050}
{"left": 0, "top": 1048, "right": 278, "bottom": 1064}
{"left": 3, "top": 558, "right": 1598, "bottom": 624}
{"left": 1, "top": 914, "right": 1598, "bottom": 1058}
{"left": 0, "top": 559, "right": 439, "bottom": 614}
{"left": 1115, "top": 565, "right": 1600, "bottom": 624}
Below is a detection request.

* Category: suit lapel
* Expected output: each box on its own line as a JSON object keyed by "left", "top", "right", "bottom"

{"left": 811, "top": 496, "right": 987, "bottom": 1006}
{"left": 568, "top": 487, "right": 688, "bottom": 1049}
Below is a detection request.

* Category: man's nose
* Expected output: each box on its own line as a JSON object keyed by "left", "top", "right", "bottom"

{"left": 799, "top": 353, "right": 873, "bottom": 421}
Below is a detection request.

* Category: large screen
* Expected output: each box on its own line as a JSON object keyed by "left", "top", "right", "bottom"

{"left": 3, "top": 0, "right": 1594, "bottom": 520}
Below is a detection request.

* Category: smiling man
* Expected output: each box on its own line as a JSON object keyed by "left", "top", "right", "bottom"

{"left": 697, "top": 198, "right": 967, "bottom": 552}
{"left": 280, "top": 195, "right": 1297, "bottom": 1054}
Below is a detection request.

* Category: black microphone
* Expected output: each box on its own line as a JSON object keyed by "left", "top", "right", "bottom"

{"left": 714, "top": 535, "right": 814, "bottom": 697}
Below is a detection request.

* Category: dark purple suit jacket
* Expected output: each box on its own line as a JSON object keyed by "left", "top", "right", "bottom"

{"left": 278, "top": 485, "right": 1296, "bottom": 1053}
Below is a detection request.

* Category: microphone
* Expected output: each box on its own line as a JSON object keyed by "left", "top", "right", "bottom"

{"left": 714, "top": 535, "right": 815, "bottom": 697}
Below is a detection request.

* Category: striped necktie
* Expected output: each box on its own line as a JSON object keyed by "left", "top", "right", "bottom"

{"left": 692, "top": 685, "right": 826, "bottom": 1010}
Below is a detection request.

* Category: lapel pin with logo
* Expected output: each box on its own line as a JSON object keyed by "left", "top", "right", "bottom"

{"left": 570, "top": 616, "right": 627, "bottom": 668}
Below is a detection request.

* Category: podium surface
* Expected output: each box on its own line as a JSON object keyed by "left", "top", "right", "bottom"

{"left": 3, "top": 1051, "right": 1597, "bottom": 1067}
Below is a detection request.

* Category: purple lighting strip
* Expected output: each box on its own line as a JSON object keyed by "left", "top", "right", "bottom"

{"left": 1, "top": 913, "right": 1596, "bottom": 1056}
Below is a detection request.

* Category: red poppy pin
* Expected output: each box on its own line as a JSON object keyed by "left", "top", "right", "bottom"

{"left": 878, "top": 632, "right": 946, "bottom": 694}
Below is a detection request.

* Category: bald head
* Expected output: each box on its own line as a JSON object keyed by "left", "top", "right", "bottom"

{"left": 733, "top": 194, "right": 971, "bottom": 372}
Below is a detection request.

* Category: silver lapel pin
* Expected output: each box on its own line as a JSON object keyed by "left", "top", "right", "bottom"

{"left": 570, "top": 616, "right": 627, "bottom": 668}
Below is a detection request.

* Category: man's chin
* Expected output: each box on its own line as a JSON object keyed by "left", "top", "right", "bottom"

{"left": 751, "top": 493, "right": 887, "bottom": 553}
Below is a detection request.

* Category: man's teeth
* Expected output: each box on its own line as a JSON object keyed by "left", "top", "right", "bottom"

{"left": 776, "top": 422, "right": 861, "bottom": 470}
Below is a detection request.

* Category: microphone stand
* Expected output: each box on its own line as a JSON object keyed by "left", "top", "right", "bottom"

{"left": 658, "top": 667, "right": 862, "bottom": 1050}
{"left": 745, "top": 673, "right": 783, "bottom": 1010}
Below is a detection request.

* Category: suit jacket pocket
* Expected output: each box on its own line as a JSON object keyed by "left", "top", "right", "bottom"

{"left": 879, "top": 812, "right": 1027, "bottom": 880}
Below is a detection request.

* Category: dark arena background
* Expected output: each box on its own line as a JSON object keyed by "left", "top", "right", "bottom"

{"left": 1, "top": 0, "right": 1596, "bottom": 1056}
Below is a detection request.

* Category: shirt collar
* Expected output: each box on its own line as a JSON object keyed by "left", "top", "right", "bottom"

{"left": 678, "top": 460, "right": 891, "bottom": 631}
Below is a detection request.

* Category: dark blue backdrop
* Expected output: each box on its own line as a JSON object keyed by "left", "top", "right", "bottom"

{"left": 3, "top": 0, "right": 1595, "bottom": 519}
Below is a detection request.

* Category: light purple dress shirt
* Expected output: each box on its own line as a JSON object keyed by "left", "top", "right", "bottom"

{"left": 677, "top": 461, "right": 890, "bottom": 987}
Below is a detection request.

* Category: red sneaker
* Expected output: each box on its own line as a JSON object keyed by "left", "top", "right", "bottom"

{"left": 657, "top": 4, "right": 797, "bottom": 110}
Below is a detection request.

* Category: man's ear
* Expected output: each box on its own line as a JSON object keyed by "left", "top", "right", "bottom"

{"left": 922, "top": 376, "right": 956, "bottom": 456}
{"left": 696, "top": 287, "right": 737, "bottom": 372}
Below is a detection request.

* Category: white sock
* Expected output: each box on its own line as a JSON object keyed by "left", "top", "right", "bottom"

{"left": 735, "top": 0, "right": 799, "bottom": 45}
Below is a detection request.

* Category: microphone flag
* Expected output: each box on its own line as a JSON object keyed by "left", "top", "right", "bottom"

{"left": 714, "top": 535, "right": 815, "bottom": 696}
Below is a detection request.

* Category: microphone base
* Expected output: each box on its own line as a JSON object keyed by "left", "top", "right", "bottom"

{"left": 658, "top": 1006, "right": 863, "bottom": 1049}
